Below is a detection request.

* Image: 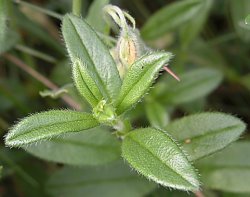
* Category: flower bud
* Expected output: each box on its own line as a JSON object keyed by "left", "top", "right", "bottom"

{"left": 117, "top": 33, "right": 137, "bottom": 67}
{"left": 117, "top": 28, "right": 148, "bottom": 70}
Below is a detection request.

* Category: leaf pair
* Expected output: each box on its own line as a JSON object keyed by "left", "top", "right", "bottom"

{"left": 64, "top": 14, "right": 172, "bottom": 115}
{"left": 121, "top": 112, "right": 246, "bottom": 191}
{"left": 62, "top": 14, "right": 121, "bottom": 106}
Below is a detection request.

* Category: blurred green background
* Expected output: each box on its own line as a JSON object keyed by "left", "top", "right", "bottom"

{"left": 0, "top": 0, "right": 250, "bottom": 196}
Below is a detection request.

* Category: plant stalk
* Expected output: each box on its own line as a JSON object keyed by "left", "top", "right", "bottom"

{"left": 15, "top": 45, "right": 57, "bottom": 63}
{"left": 113, "top": 119, "right": 132, "bottom": 138}
{"left": 14, "top": 0, "right": 62, "bottom": 20}
{"left": 72, "top": 0, "right": 82, "bottom": 17}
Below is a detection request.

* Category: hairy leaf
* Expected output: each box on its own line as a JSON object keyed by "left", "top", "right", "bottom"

{"left": 166, "top": 112, "right": 246, "bottom": 161}
{"left": 72, "top": 59, "right": 103, "bottom": 107}
{"left": 46, "top": 161, "right": 156, "bottom": 197}
{"left": 62, "top": 14, "right": 121, "bottom": 103}
{"left": 115, "top": 52, "right": 172, "bottom": 114}
{"left": 155, "top": 68, "right": 223, "bottom": 105}
{"left": 24, "top": 127, "right": 120, "bottom": 166}
{"left": 5, "top": 110, "right": 99, "bottom": 147}
{"left": 197, "top": 142, "right": 250, "bottom": 193}
{"left": 141, "top": 0, "right": 202, "bottom": 40}
{"left": 122, "top": 127, "right": 199, "bottom": 191}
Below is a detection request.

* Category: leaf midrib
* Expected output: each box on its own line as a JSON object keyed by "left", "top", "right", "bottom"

{"left": 9, "top": 117, "right": 95, "bottom": 142}
{"left": 76, "top": 65, "right": 99, "bottom": 105}
{"left": 68, "top": 17, "right": 110, "bottom": 101}
{"left": 180, "top": 124, "right": 242, "bottom": 142}
{"left": 127, "top": 133, "right": 196, "bottom": 187}
{"left": 116, "top": 57, "right": 165, "bottom": 109}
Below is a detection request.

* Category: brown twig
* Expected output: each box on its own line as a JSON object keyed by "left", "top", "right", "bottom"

{"left": 4, "top": 53, "right": 81, "bottom": 110}
{"left": 194, "top": 190, "right": 205, "bottom": 197}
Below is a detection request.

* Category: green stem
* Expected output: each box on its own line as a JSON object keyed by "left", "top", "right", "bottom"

{"left": 14, "top": 0, "right": 62, "bottom": 20}
{"left": 15, "top": 44, "right": 57, "bottom": 63}
{"left": 72, "top": 0, "right": 82, "bottom": 16}
{"left": 113, "top": 119, "right": 132, "bottom": 137}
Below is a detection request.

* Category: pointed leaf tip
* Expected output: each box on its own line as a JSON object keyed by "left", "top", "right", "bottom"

{"left": 5, "top": 110, "right": 99, "bottom": 147}
{"left": 122, "top": 127, "right": 200, "bottom": 191}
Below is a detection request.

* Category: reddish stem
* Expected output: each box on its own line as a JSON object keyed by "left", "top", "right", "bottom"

{"left": 163, "top": 66, "right": 180, "bottom": 81}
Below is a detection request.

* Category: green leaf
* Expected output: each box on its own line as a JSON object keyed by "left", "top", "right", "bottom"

{"left": 0, "top": 0, "right": 19, "bottom": 54}
{"left": 46, "top": 161, "right": 156, "bottom": 197}
{"left": 86, "top": 0, "right": 110, "bottom": 34}
{"left": 145, "top": 101, "right": 169, "bottom": 129}
{"left": 62, "top": 14, "right": 121, "bottom": 103}
{"left": 24, "top": 127, "right": 120, "bottom": 166}
{"left": 5, "top": 110, "right": 99, "bottom": 147}
{"left": 122, "top": 127, "right": 199, "bottom": 191}
{"left": 229, "top": 0, "right": 250, "bottom": 42}
{"left": 72, "top": 59, "right": 103, "bottom": 107}
{"left": 188, "top": 40, "right": 238, "bottom": 81}
{"left": 180, "top": 0, "right": 213, "bottom": 48}
{"left": 141, "top": 0, "right": 202, "bottom": 40}
{"left": 246, "top": 14, "right": 250, "bottom": 25}
{"left": 166, "top": 112, "right": 246, "bottom": 161}
{"left": 0, "top": 0, "right": 8, "bottom": 53}
{"left": 115, "top": 52, "right": 172, "bottom": 115}
{"left": 197, "top": 142, "right": 250, "bottom": 193}
{"left": 155, "top": 68, "right": 223, "bottom": 105}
